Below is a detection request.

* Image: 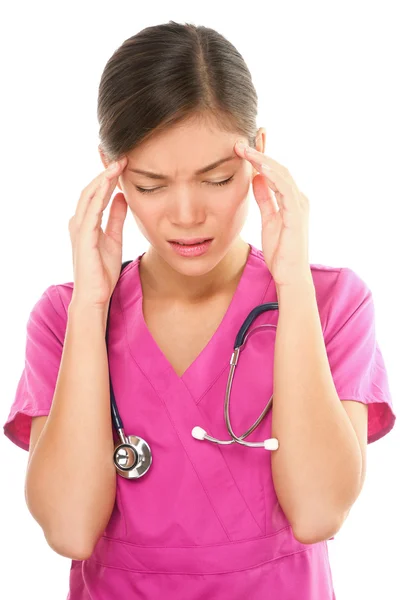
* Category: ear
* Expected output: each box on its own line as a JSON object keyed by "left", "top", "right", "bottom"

{"left": 98, "top": 144, "right": 109, "bottom": 170}
{"left": 252, "top": 127, "right": 267, "bottom": 178}
{"left": 256, "top": 127, "right": 267, "bottom": 154}
{"left": 98, "top": 144, "right": 123, "bottom": 191}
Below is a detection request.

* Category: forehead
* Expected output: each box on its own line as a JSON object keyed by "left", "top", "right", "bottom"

{"left": 125, "top": 117, "right": 243, "bottom": 179}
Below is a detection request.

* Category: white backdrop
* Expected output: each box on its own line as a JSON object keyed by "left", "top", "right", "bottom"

{"left": 0, "top": 1, "right": 399, "bottom": 598}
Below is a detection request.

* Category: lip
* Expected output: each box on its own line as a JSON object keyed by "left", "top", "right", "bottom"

{"left": 168, "top": 237, "right": 213, "bottom": 244}
{"left": 168, "top": 238, "right": 213, "bottom": 257}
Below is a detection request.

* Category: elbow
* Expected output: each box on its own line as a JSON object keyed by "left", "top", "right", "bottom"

{"left": 292, "top": 492, "right": 359, "bottom": 544}
{"left": 44, "top": 530, "right": 95, "bottom": 561}
{"left": 291, "top": 496, "right": 357, "bottom": 545}
{"left": 292, "top": 516, "right": 343, "bottom": 545}
{"left": 25, "top": 498, "right": 95, "bottom": 560}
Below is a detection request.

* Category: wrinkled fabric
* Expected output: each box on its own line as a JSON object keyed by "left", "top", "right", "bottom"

{"left": 3, "top": 243, "right": 396, "bottom": 599}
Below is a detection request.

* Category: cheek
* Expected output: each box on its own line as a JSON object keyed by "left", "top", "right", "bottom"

{"left": 210, "top": 199, "right": 248, "bottom": 238}
{"left": 124, "top": 198, "right": 150, "bottom": 231}
{"left": 216, "top": 178, "right": 250, "bottom": 218}
{"left": 123, "top": 188, "right": 155, "bottom": 222}
{"left": 230, "top": 195, "right": 250, "bottom": 226}
{"left": 125, "top": 198, "right": 167, "bottom": 245}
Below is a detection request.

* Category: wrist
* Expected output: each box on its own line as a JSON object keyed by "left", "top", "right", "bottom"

{"left": 275, "top": 276, "right": 315, "bottom": 301}
{"left": 68, "top": 299, "right": 110, "bottom": 330}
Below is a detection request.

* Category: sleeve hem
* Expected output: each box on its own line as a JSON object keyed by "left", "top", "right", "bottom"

{"left": 337, "top": 394, "right": 396, "bottom": 444}
{"left": 3, "top": 408, "right": 51, "bottom": 452}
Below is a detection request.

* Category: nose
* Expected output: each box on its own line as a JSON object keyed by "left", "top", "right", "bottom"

{"left": 168, "top": 191, "right": 207, "bottom": 227}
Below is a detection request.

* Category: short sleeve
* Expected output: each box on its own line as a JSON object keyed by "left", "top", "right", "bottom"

{"left": 3, "top": 285, "right": 67, "bottom": 451}
{"left": 325, "top": 267, "right": 396, "bottom": 444}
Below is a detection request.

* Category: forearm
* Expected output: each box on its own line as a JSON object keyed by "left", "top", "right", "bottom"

{"left": 25, "top": 301, "right": 116, "bottom": 558}
{"left": 271, "top": 276, "right": 363, "bottom": 542}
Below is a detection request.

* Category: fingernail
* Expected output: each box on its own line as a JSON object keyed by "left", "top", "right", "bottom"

{"left": 107, "top": 161, "right": 119, "bottom": 172}
{"left": 236, "top": 142, "right": 247, "bottom": 152}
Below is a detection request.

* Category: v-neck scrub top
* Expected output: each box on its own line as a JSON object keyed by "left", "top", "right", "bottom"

{"left": 3, "top": 243, "right": 396, "bottom": 599}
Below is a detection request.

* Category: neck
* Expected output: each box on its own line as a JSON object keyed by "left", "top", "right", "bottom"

{"left": 139, "top": 238, "right": 250, "bottom": 304}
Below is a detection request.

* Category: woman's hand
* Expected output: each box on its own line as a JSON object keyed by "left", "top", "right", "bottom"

{"left": 68, "top": 155, "right": 129, "bottom": 311}
{"left": 234, "top": 141, "right": 312, "bottom": 288}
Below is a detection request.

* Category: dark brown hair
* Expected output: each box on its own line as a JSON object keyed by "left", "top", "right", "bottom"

{"left": 97, "top": 20, "right": 259, "bottom": 162}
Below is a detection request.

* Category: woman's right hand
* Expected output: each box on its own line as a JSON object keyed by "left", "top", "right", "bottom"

{"left": 68, "top": 155, "right": 129, "bottom": 312}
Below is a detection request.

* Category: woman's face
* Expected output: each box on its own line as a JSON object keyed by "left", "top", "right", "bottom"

{"left": 101, "top": 117, "right": 261, "bottom": 276}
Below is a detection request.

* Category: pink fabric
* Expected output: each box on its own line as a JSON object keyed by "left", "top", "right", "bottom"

{"left": 3, "top": 243, "right": 396, "bottom": 599}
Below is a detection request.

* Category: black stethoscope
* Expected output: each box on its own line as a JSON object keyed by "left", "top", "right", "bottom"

{"left": 106, "top": 260, "right": 280, "bottom": 480}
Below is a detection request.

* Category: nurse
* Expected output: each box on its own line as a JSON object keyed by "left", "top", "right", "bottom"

{"left": 3, "top": 22, "right": 396, "bottom": 600}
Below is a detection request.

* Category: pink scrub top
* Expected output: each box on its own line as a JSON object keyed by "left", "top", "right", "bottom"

{"left": 3, "top": 242, "right": 396, "bottom": 599}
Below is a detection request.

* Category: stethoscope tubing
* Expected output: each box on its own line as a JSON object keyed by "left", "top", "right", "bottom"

{"left": 192, "top": 304, "right": 279, "bottom": 450}
{"left": 107, "top": 261, "right": 280, "bottom": 478}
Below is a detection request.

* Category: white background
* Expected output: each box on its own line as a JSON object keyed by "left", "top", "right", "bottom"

{"left": 0, "top": 1, "right": 399, "bottom": 598}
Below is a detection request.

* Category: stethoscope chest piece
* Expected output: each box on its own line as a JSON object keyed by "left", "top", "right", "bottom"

{"left": 108, "top": 262, "right": 280, "bottom": 480}
{"left": 113, "top": 435, "right": 152, "bottom": 479}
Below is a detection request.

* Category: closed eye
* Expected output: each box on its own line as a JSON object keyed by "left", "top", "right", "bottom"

{"left": 134, "top": 175, "right": 235, "bottom": 194}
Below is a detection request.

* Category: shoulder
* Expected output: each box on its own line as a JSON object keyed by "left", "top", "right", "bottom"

{"left": 308, "top": 264, "right": 374, "bottom": 345}
{"left": 251, "top": 242, "right": 370, "bottom": 309}
{"left": 40, "top": 258, "right": 140, "bottom": 317}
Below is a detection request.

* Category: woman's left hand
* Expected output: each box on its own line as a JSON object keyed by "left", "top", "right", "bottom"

{"left": 234, "top": 141, "right": 313, "bottom": 288}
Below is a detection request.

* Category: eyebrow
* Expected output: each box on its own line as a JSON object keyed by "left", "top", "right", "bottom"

{"left": 127, "top": 154, "right": 237, "bottom": 180}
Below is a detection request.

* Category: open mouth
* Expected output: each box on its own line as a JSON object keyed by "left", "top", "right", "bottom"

{"left": 168, "top": 238, "right": 214, "bottom": 256}
{"left": 172, "top": 239, "right": 212, "bottom": 246}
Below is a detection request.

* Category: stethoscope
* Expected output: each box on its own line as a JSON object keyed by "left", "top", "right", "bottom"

{"left": 106, "top": 260, "right": 280, "bottom": 480}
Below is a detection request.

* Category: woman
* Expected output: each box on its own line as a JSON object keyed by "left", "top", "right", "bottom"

{"left": 3, "top": 21, "right": 396, "bottom": 599}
